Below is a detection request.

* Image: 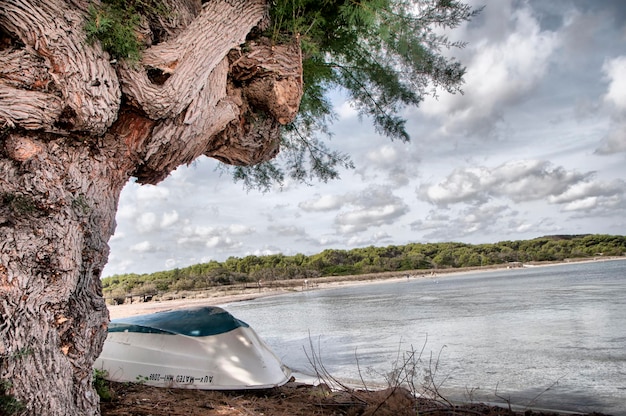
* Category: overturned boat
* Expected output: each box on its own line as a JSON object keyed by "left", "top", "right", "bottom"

{"left": 95, "top": 306, "right": 291, "bottom": 390}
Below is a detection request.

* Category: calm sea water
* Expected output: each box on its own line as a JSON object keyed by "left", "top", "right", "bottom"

{"left": 223, "top": 260, "right": 626, "bottom": 415}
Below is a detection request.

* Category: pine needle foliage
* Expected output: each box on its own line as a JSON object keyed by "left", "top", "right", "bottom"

{"left": 235, "top": 0, "right": 481, "bottom": 190}
{"left": 85, "top": 0, "right": 169, "bottom": 62}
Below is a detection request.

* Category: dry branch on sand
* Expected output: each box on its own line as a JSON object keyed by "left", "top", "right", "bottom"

{"left": 99, "top": 381, "right": 609, "bottom": 416}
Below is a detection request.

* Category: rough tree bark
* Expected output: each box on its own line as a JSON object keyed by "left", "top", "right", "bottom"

{"left": 0, "top": 0, "right": 302, "bottom": 415}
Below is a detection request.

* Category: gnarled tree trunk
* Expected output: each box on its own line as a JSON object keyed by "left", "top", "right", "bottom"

{"left": 1, "top": 133, "right": 130, "bottom": 414}
{"left": 0, "top": 0, "right": 302, "bottom": 414}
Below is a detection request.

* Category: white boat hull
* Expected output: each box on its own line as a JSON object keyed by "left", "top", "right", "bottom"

{"left": 95, "top": 307, "right": 291, "bottom": 390}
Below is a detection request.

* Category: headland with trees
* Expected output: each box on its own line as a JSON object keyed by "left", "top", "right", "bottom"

{"left": 102, "top": 234, "right": 626, "bottom": 304}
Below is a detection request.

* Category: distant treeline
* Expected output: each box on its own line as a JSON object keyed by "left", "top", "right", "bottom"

{"left": 102, "top": 234, "right": 625, "bottom": 301}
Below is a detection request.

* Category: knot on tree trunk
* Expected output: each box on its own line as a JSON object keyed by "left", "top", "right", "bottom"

{"left": 4, "top": 135, "right": 44, "bottom": 162}
{"left": 205, "top": 110, "right": 281, "bottom": 167}
{"left": 204, "top": 39, "right": 304, "bottom": 166}
{"left": 230, "top": 39, "right": 303, "bottom": 125}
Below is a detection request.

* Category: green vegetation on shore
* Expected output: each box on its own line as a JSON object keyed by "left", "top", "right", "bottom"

{"left": 102, "top": 234, "right": 625, "bottom": 302}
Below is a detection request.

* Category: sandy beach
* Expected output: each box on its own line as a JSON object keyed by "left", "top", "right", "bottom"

{"left": 107, "top": 272, "right": 449, "bottom": 318}
{"left": 106, "top": 257, "right": 625, "bottom": 319}
{"left": 107, "top": 289, "right": 289, "bottom": 319}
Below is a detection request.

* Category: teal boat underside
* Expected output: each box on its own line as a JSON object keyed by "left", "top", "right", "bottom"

{"left": 108, "top": 306, "right": 249, "bottom": 337}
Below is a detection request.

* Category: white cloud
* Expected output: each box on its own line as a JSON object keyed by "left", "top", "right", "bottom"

{"left": 548, "top": 179, "right": 625, "bottom": 204}
{"left": 420, "top": 4, "right": 560, "bottom": 136}
{"left": 174, "top": 224, "right": 253, "bottom": 254}
{"left": 411, "top": 204, "right": 513, "bottom": 241}
{"left": 418, "top": 166, "right": 490, "bottom": 205}
{"left": 560, "top": 193, "right": 625, "bottom": 215}
{"left": 367, "top": 145, "right": 399, "bottom": 167}
{"left": 419, "top": 160, "right": 591, "bottom": 206}
{"left": 130, "top": 241, "right": 154, "bottom": 253}
{"left": 247, "top": 248, "right": 282, "bottom": 257}
{"left": 299, "top": 194, "right": 344, "bottom": 212}
{"left": 160, "top": 210, "right": 179, "bottom": 228}
{"left": 334, "top": 186, "right": 410, "bottom": 234}
{"left": 180, "top": 225, "right": 214, "bottom": 238}
{"left": 603, "top": 56, "right": 626, "bottom": 110}
{"left": 595, "top": 128, "right": 626, "bottom": 155}
{"left": 267, "top": 225, "right": 306, "bottom": 236}
{"left": 116, "top": 203, "right": 137, "bottom": 220}
{"left": 136, "top": 212, "right": 158, "bottom": 233}
{"left": 336, "top": 100, "right": 358, "bottom": 119}
{"left": 596, "top": 56, "right": 626, "bottom": 156}
{"left": 176, "top": 226, "right": 218, "bottom": 247}
{"left": 228, "top": 224, "right": 255, "bottom": 235}
{"left": 336, "top": 204, "right": 407, "bottom": 234}
{"left": 514, "top": 221, "right": 533, "bottom": 233}
{"left": 346, "top": 232, "right": 391, "bottom": 247}
{"left": 561, "top": 197, "right": 598, "bottom": 212}
{"left": 364, "top": 144, "right": 414, "bottom": 186}
{"left": 205, "top": 236, "right": 241, "bottom": 250}
{"left": 135, "top": 184, "right": 170, "bottom": 202}
{"left": 107, "top": 259, "right": 134, "bottom": 275}
{"left": 109, "top": 231, "right": 125, "bottom": 242}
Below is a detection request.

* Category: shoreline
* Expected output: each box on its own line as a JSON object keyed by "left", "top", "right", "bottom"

{"left": 107, "top": 256, "right": 626, "bottom": 319}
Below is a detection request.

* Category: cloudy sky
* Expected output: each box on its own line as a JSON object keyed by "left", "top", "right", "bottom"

{"left": 102, "top": 0, "right": 626, "bottom": 277}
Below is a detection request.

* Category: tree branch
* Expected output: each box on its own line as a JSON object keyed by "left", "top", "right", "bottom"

{"left": 135, "top": 57, "right": 241, "bottom": 184}
{"left": 0, "top": 82, "right": 63, "bottom": 130}
{"left": 118, "top": 0, "right": 268, "bottom": 120}
{"left": 0, "top": 0, "right": 121, "bottom": 135}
